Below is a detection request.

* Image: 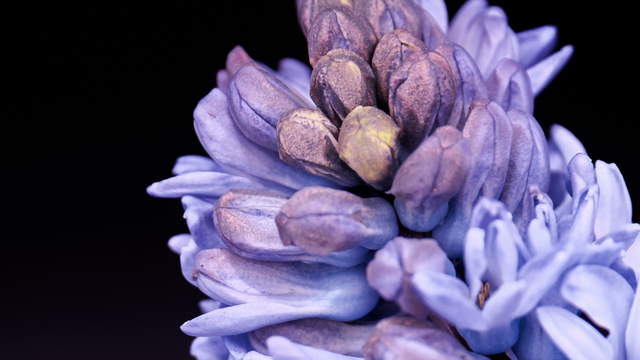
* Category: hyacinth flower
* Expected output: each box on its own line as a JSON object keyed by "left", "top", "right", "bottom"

{"left": 146, "top": 0, "right": 640, "bottom": 359}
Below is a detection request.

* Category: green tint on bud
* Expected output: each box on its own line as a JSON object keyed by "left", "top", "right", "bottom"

{"left": 310, "top": 49, "right": 377, "bottom": 124}
{"left": 356, "top": 0, "right": 423, "bottom": 40}
{"left": 275, "top": 186, "right": 398, "bottom": 255}
{"left": 307, "top": 7, "right": 377, "bottom": 67}
{"left": 390, "top": 126, "right": 470, "bottom": 232}
{"left": 277, "top": 108, "right": 361, "bottom": 187}
{"left": 338, "top": 106, "right": 400, "bottom": 190}
{"left": 388, "top": 51, "right": 456, "bottom": 151}
{"left": 296, "top": 0, "right": 356, "bottom": 37}
{"left": 372, "top": 29, "right": 427, "bottom": 103}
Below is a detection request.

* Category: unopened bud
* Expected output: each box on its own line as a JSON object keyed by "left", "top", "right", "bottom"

{"left": 338, "top": 106, "right": 401, "bottom": 190}
{"left": 276, "top": 186, "right": 398, "bottom": 254}
{"left": 277, "top": 108, "right": 361, "bottom": 187}
{"left": 296, "top": 0, "right": 356, "bottom": 37}
{"left": 310, "top": 49, "right": 377, "bottom": 124}
{"left": 356, "top": 0, "right": 423, "bottom": 40}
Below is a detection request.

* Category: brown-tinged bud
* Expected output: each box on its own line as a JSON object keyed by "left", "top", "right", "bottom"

{"left": 364, "top": 316, "right": 479, "bottom": 359}
{"left": 310, "top": 49, "right": 377, "bottom": 124}
{"left": 249, "top": 318, "right": 374, "bottom": 357}
{"left": 307, "top": 7, "right": 377, "bottom": 67}
{"left": 355, "top": 0, "right": 423, "bottom": 40}
{"left": 276, "top": 186, "right": 398, "bottom": 255}
{"left": 390, "top": 126, "right": 470, "bottom": 232}
{"left": 228, "top": 63, "right": 311, "bottom": 151}
{"left": 372, "top": 29, "right": 428, "bottom": 103}
{"left": 277, "top": 108, "right": 361, "bottom": 187}
{"left": 338, "top": 106, "right": 401, "bottom": 190}
{"left": 225, "top": 45, "right": 253, "bottom": 75}
{"left": 296, "top": 0, "right": 356, "bottom": 37}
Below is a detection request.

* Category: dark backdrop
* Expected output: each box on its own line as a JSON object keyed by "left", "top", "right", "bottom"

{"left": 9, "top": 1, "right": 636, "bottom": 359}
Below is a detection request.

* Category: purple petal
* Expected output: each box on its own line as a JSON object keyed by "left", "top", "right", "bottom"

{"left": 517, "top": 26, "right": 557, "bottom": 68}
{"left": 550, "top": 124, "right": 586, "bottom": 166}
{"left": 267, "top": 336, "right": 362, "bottom": 360}
{"left": 458, "top": 320, "right": 520, "bottom": 355}
{"left": 625, "top": 238, "right": 640, "bottom": 275}
{"left": 594, "top": 161, "right": 632, "bottom": 239}
{"left": 179, "top": 236, "right": 200, "bottom": 286}
{"left": 526, "top": 113, "right": 550, "bottom": 193}
{"left": 448, "top": 0, "right": 488, "bottom": 45}
{"left": 168, "top": 233, "right": 191, "bottom": 255}
{"left": 484, "top": 220, "right": 520, "bottom": 287}
{"left": 276, "top": 58, "right": 312, "bottom": 103}
{"left": 486, "top": 60, "right": 533, "bottom": 113}
{"left": 537, "top": 306, "right": 613, "bottom": 360}
{"left": 193, "top": 88, "right": 337, "bottom": 190}
{"left": 527, "top": 45, "right": 574, "bottom": 95}
{"left": 182, "top": 196, "right": 225, "bottom": 249}
{"left": 627, "top": 284, "right": 640, "bottom": 360}
{"left": 516, "top": 250, "right": 571, "bottom": 317}
{"left": 172, "top": 155, "right": 220, "bottom": 175}
{"left": 464, "top": 228, "right": 487, "bottom": 300}
{"left": 560, "top": 265, "right": 634, "bottom": 359}
{"left": 481, "top": 102, "right": 513, "bottom": 199}
{"left": 513, "top": 313, "right": 565, "bottom": 360}
{"left": 147, "top": 171, "right": 268, "bottom": 199}
{"left": 412, "top": 270, "right": 484, "bottom": 330}
{"left": 412, "top": 0, "right": 448, "bottom": 32}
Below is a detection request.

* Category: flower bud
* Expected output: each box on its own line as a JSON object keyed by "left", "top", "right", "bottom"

{"left": 338, "top": 106, "right": 401, "bottom": 190}
{"left": 295, "top": 0, "right": 356, "bottom": 37}
{"left": 363, "top": 316, "right": 479, "bottom": 360}
{"left": 310, "top": 49, "right": 377, "bottom": 124}
{"left": 228, "top": 63, "right": 311, "bottom": 151}
{"left": 371, "top": 29, "right": 427, "bottom": 103}
{"left": 356, "top": 0, "right": 423, "bottom": 40}
{"left": 277, "top": 108, "right": 361, "bottom": 187}
{"left": 388, "top": 51, "right": 456, "bottom": 151}
{"left": 276, "top": 186, "right": 398, "bottom": 254}
{"left": 307, "top": 7, "right": 377, "bottom": 67}
{"left": 390, "top": 126, "right": 470, "bottom": 232}
{"left": 249, "top": 318, "right": 374, "bottom": 356}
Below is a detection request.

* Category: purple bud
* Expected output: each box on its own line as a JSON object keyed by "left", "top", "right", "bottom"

{"left": 356, "top": 0, "right": 423, "bottom": 40}
{"left": 372, "top": 29, "right": 428, "bottom": 103}
{"left": 228, "top": 63, "right": 311, "bottom": 151}
{"left": 338, "top": 106, "right": 401, "bottom": 190}
{"left": 486, "top": 59, "right": 534, "bottom": 113}
{"left": 310, "top": 49, "right": 377, "bottom": 124}
{"left": 307, "top": 7, "right": 377, "bottom": 67}
{"left": 391, "top": 125, "right": 470, "bottom": 232}
{"left": 295, "top": 0, "right": 357, "bottom": 37}
{"left": 276, "top": 186, "right": 398, "bottom": 254}
{"left": 277, "top": 108, "right": 361, "bottom": 187}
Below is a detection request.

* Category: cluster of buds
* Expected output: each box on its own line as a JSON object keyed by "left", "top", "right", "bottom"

{"left": 148, "top": 1, "right": 639, "bottom": 359}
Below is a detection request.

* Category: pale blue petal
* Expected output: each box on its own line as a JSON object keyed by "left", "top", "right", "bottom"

{"left": 626, "top": 284, "right": 640, "bottom": 360}
{"left": 527, "top": 218, "right": 554, "bottom": 256}
{"left": 500, "top": 110, "right": 534, "bottom": 211}
{"left": 526, "top": 113, "right": 550, "bottom": 193}
{"left": 458, "top": 321, "right": 519, "bottom": 355}
{"left": 537, "top": 306, "right": 613, "bottom": 360}
{"left": 180, "top": 237, "right": 200, "bottom": 286}
{"left": 172, "top": 155, "right": 220, "bottom": 175}
{"left": 193, "top": 88, "right": 337, "bottom": 190}
{"left": 516, "top": 250, "right": 571, "bottom": 317}
{"left": 624, "top": 238, "right": 640, "bottom": 276}
{"left": 595, "top": 223, "right": 640, "bottom": 248}
{"left": 594, "top": 161, "right": 632, "bottom": 239}
{"left": 562, "top": 186, "right": 598, "bottom": 250}
{"left": 181, "top": 302, "right": 320, "bottom": 337}
{"left": 513, "top": 313, "right": 566, "bottom": 360}
{"left": 198, "top": 299, "right": 221, "bottom": 313}
{"left": 527, "top": 45, "right": 574, "bottom": 95}
{"left": 412, "top": 271, "right": 485, "bottom": 330}
{"left": 412, "top": 0, "right": 448, "bottom": 33}
{"left": 482, "top": 281, "right": 527, "bottom": 325}
{"left": 244, "top": 352, "right": 272, "bottom": 360}
{"left": 448, "top": 0, "right": 488, "bottom": 45}
{"left": 191, "top": 336, "right": 228, "bottom": 360}
{"left": 223, "top": 334, "right": 254, "bottom": 360}
{"left": 609, "top": 258, "right": 637, "bottom": 290}
{"left": 560, "top": 265, "right": 634, "bottom": 359}
{"left": 147, "top": 171, "right": 274, "bottom": 199}
{"left": 481, "top": 102, "right": 513, "bottom": 199}
{"left": 464, "top": 228, "right": 487, "bottom": 300}
{"left": 182, "top": 196, "right": 225, "bottom": 249}
{"left": 168, "top": 233, "right": 191, "bottom": 255}
{"left": 486, "top": 59, "right": 533, "bottom": 113}
{"left": 276, "top": 58, "right": 312, "bottom": 105}
{"left": 550, "top": 124, "right": 587, "bottom": 166}
{"left": 484, "top": 220, "right": 520, "bottom": 287}
{"left": 517, "top": 26, "right": 557, "bottom": 68}
{"left": 267, "top": 336, "right": 362, "bottom": 360}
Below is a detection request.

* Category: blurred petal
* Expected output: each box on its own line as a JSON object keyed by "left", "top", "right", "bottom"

{"left": 267, "top": 336, "right": 362, "bottom": 360}
{"left": 458, "top": 320, "right": 520, "bottom": 355}
{"left": 168, "top": 233, "right": 191, "bottom": 255}
{"left": 277, "top": 58, "right": 312, "bottom": 103}
{"left": 412, "top": 270, "right": 484, "bottom": 330}
{"left": 183, "top": 195, "right": 225, "bottom": 249}
{"left": 550, "top": 124, "right": 587, "bottom": 166}
{"left": 412, "top": 0, "right": 448, "bottom": 33}
{"left": 537, "top": 306, "right": 613, "bottom": 360}
{"left": 560, "top": 265, "right": 634, "bottom": 358}
{"left": 527, "top": 45, "right": 573, "bottom": 95}
{"left": 276, "top": 187, "right": 397, "bottom": 254}
{"left": 594, "top": 161, "right": 632, "bottom": 239}
{"left": 250, "top": 319, "right": 373, "bottom": 357}
{"left": 448, "top": 0, "right": 487, "bottom": 44}
{"left": 191, "top": 336, "right": 228, "bottom": 360}
{"left": 484, "top": 220, "right": 520, "bottom": 287}
{"left": 526, "top": 112, "right": 550, "bottom": 193}
{"left": 172, "top": 155, "right": 220, "bottom": 175}
{"left": 627, "top": 284, "right": 640, "bottom": 360}
{"left": 517, "top": 26, "right": 557, "bottom": 68}
{"left": 513, "top": 313, "right": 565, "bottom": 360}
{"left": 464, "top": 228, "right": 487, "bottom": 300}
{"left": 625, "top": 238, "right": 640, "bottom": 275}
{"left": 193, "top": 88, "right": 336, "bottom": 190}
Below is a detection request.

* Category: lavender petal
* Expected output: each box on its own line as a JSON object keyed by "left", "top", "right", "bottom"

{"left": 527, "top": 45, "right": 574, "bottom": 95}
{"left": 267, "top": 336, "right": 362, "bottom": 360}
{"left": 517, "top": 26, "right": 557, "bottom": 68}
{"left": 172, "top": 155, "right": 220, "bottom": 175}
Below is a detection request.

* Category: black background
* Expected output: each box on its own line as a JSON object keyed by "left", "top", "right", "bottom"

{"left": 9, "top": 1, "right": 637, "bottom": 359}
